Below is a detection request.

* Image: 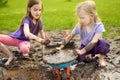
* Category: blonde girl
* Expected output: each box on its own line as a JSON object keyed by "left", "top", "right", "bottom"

{"left": 62, "top": 0, "right": 110, "bottom": 67}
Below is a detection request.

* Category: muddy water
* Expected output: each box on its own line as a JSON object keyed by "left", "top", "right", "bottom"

{"left": 3, "top": 67, "right": 56, "bottom": 80}
{"left": 0, "top": 30, "right": 120, "bottom": 80}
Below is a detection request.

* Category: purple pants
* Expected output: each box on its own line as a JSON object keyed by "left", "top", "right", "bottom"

{"left": 77, "top": 39, "right": 110, "bottom": 62}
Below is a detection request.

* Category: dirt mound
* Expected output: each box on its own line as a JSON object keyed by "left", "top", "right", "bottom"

{"left": 0, "top": 30, "right": 120, "bottom": 80}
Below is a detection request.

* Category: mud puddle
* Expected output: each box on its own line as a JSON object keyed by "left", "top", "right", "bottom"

{"left": 0, "top": 30, "right": 120, "bottom": 80}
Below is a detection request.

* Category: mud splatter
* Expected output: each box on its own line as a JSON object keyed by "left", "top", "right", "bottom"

{"left": 0, "top": 30, "right": 120, "bottom": 80}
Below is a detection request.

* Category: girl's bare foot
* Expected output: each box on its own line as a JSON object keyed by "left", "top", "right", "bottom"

{"left": 23, "top": 53, "right": 29, "bottom": 57}
{"left": 99, "top": 59, "right": 106, "bottom": 67}
{"left": 99, "top": 54, "right": 106, "bottom": 67}
{"left": 5, "top": 56, "right": 14, "bottom": 66}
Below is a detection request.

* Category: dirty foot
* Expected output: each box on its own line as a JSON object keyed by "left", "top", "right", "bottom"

{"left": 5, "top": 56, "right": 16, "bottom": 66}
{"left": 23, "top": 53, "right": 29, "bottom": 57}
{"left": 99, "top": 59, "right": 106, "bottom": 67}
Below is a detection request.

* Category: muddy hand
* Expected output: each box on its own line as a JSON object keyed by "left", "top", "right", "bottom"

{"left": 73, "top": 49, "right": 82, "bottom": 55}
{"left": 73, "top": 49, "right": 78, "bottom": 55}
{"left": 43, "top": 40, "right": 50, "bottom": 45}
{"left": 45, "top": 34, "right": 50, "bottom": 40}
{"left": 43, "top": 34, "right": 50, "bottom": 45}
{"left": 40, "top": 39, "right": 45, "bottom": 44}
{"left": 58, "top": 39, "right": 66, "bottom": 49}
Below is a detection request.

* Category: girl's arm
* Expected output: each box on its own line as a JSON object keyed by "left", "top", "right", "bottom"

{"left": 39, "top": 30, "right": 50, "bottom": 45}
{"left": 85, "top": 33, "right": 102, "bottom": 51}
{"left": 24, "top": 23, "right": 44, "bottom": 43}
{"left": 60, "top": 33, "right": 76, "bottom": 49}
{"left": 65, "top": 33, "right": 75, "bottom": 44}
{"left": 77, "top": 33, "right": 102, "bottom": 55}
{"left": 39, "top": 30, "right": 46, "bottom": 39}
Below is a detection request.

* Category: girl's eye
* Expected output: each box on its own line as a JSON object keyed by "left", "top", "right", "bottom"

{"left": 80, "top": 17, "right": 84, "bottom": 19}
{"left": 39, "top": 9, "right": 42, "bottom": 11}
{"left": 33, "top": 8, "right": 37, "bottom": 11}
{"left": 33, "top": 8, "right": 42, "bottom": 11}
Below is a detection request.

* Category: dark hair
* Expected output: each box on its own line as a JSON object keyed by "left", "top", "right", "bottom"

{"left": 20, "top": 0, "right": 43, "bottom": 35}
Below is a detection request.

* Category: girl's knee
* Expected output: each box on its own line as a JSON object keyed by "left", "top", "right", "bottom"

{"left": 20, "top": 47, "right": 29, "bottom": 53}
{"left": 19, "top": 45, "right": 30, "bottom": 53}
{"left": 19, "top": 41, "right": 30, "bottom": 54}
{"left": 95, "top": 40, "right": 110, "bottom": 55}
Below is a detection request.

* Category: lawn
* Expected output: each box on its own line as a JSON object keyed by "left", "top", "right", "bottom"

{"left": 0, "top": 0, "right": 120, "bottom": 39}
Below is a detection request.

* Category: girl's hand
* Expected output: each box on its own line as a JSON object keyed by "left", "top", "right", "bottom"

{"left": 65, "top": 30, "right": 71, "bottom": 39}
{"left": 40, "top": 39, "right": 46, "bottom": 44}
{"left": 76, "top": 49, "right": 83, "bottom": 55}
{"left": 43, "top": 34, "right": 50, "bottom": 45}
{"left": 43, "top": 40, "right": 50, "bottom": 45}
{"left": 35, "top": 37, "right": 45, "bottom": 43}
{"left": 36, "top": 37, "right": 50, "bottom": 45}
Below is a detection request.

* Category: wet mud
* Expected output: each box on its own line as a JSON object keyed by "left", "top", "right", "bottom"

{"left": 0, "top": 30, "right": 120, "bottom": 80}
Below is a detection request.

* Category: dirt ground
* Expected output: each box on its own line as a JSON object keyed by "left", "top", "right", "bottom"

{"left": 0, "top": 30, "right": 120, "bottom": 80}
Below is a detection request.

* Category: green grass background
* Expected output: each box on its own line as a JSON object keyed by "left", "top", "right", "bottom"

{"left": 0, "top": 0, "right": 120, "bottom": 39}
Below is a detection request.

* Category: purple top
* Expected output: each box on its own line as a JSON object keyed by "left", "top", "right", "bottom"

{"left": 72, "top": 22, "right": 105, "bottom": 45}
{"left": 10, "top": 17, "right": 43, "bottom": 41}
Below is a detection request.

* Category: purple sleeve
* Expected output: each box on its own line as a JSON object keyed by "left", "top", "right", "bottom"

{"left": 23, "top": 18, "right": 30, "bottom": 25}
{"left": 95, "top": 24, "right": 105, "bottom": 33}
{"left": 72, "top": 23, "right": 80, "bottom": 34}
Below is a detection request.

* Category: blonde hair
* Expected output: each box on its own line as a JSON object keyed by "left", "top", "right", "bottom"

{"left": 76, "top": 0, "right": 100, "bottom": 24}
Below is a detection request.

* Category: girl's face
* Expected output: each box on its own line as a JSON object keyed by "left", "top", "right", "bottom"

{"left": 30, "top": 4, "right": 42, "bottom": 20}
{"left": 77, "top": 10, "right": 92, "bottom": 26}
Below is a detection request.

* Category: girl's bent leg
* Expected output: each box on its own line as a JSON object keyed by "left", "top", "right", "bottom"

{"left": 0, "top": 43, "right": 14, "bottom": 66}
{"left": 18, "top": 41, "right": 30, "bottom": 56}
{"left": 0, "top": 34, "right": 21, "bottom": 46}
{"left": 99, "top": 54, "right": 106, "bottom": 67}
{"left": 93, "top": 40, "right": 110, "bottom": 67}
{"left": 0, "top": 34, "right": 21, "bottom": 65}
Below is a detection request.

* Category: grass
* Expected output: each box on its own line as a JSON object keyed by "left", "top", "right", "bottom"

{"left": 0, "top": 0, "right": 120, "bottom": 39}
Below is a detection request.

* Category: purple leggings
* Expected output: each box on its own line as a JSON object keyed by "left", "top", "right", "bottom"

{"left": 0, "top": 34, "right": 30, "bottom": 54}
{"left": 77, "top": 39, "right": 110, "bottom": 62}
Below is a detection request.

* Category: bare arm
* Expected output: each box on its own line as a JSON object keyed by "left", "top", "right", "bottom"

{"left": 39, "top": 29, "right": 50, "bottom": 45}
{"left": 65, "top": 33, "right": 75, "bottom": 44}
{"left": 76, "top": 33, "right": 102, "bottom": 55}
{"left": 24, "top": 23, "right": 44, "bottom": 43}
{"left": 60, "top": 33, "right": 76, "bottom": 49}
{"left": 39, "top": 30, "right": 46, "bottom": 39}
